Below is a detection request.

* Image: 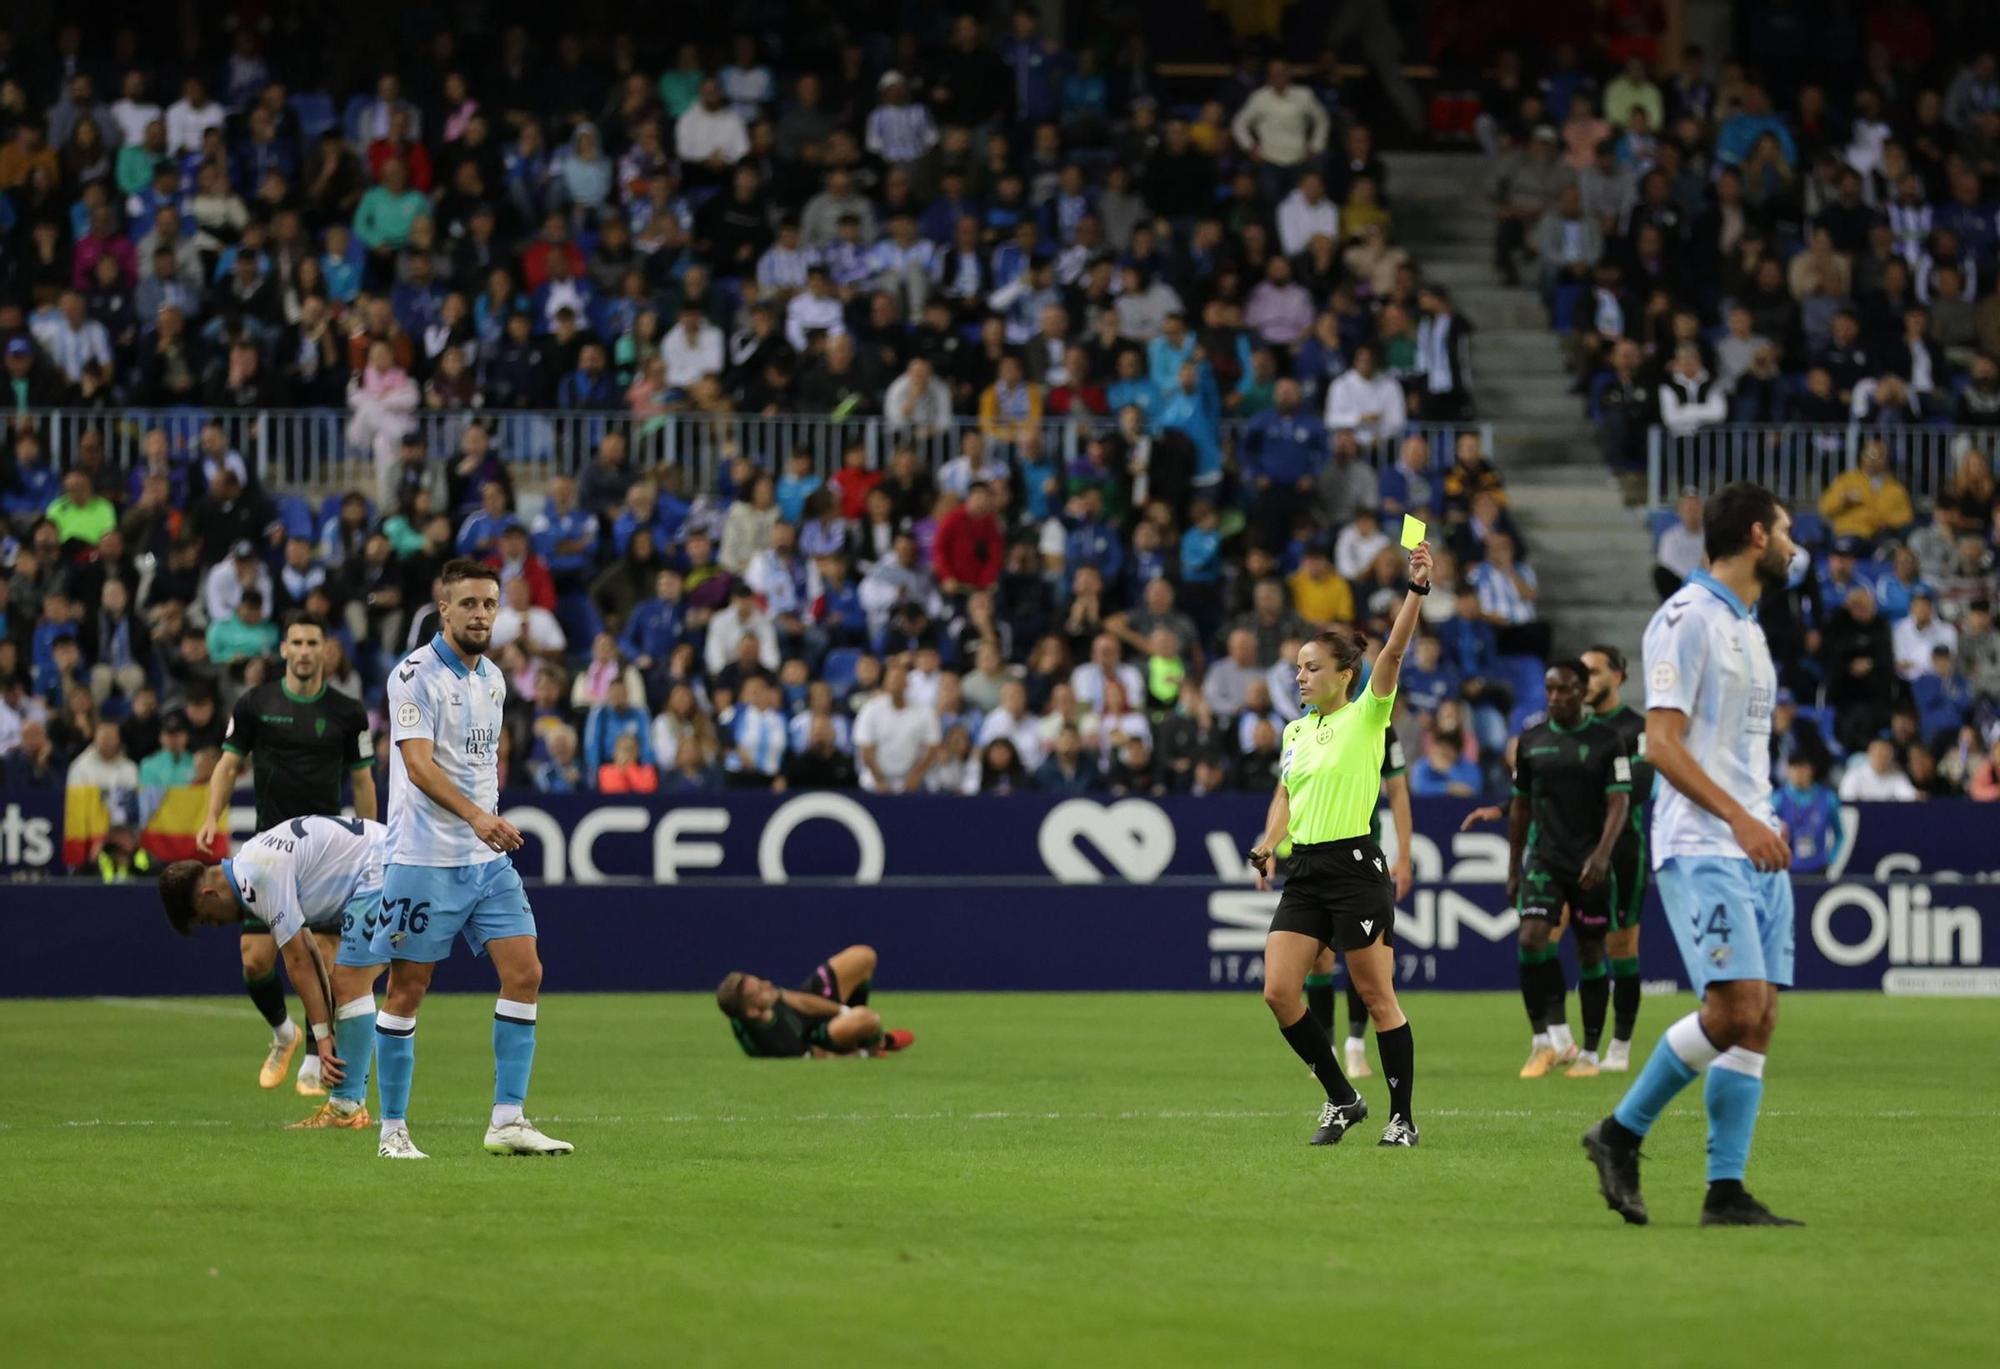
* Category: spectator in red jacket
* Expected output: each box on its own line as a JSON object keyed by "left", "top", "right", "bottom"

{"left": 487, "top": 523, "right": 558, "bottom": 612}
{"left": 933, "top": 482, "right": 1005, "bottom": 595}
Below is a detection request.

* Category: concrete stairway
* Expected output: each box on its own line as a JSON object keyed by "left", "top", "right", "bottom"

{"left": 1383, "top": 151, "right": 1657, "bottom": 657}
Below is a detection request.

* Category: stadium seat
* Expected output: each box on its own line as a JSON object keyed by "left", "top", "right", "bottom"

{"left": 1790, "top": 511, "right": 1828, "bottom": 552}
{"left": 288, "top": 92, "right": 337, "bottom": 143}
{"left": 1647, "top": 510, "right": 1677, "bottom": 541}
{"left": 273, "top": 495, "right": 315, "bottom": 542}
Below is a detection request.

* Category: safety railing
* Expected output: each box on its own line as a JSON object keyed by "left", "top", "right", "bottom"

{"left": 1646, "top": 423, "right": 1997, "bottom": 510}
{"left": 19, "top": 407, "right": 1491, "bottom": 500}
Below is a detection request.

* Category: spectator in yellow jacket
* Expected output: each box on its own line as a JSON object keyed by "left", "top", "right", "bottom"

{"left": 1819, "top": 439, "right": 1915, "bottom": 541}
{"left": 1287, "top": 543, "right": 1356, "bottom": 626}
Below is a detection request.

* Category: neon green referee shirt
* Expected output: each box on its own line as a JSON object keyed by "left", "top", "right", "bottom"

{"left": 1279, "top": 686, "right": 1396, "bottom": 845}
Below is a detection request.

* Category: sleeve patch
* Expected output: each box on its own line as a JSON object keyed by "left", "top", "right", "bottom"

{"left": 1649, "top": 661, "right": 1678, "bottom": 694}
{"left": 1613, "top": 755, "right": 1633, "bottom": 783}
{"left": 396, "top": 702, "right": 420, "bottom": 728}
{"left": 357, "top": 731, "right": 375, "bottom": 759}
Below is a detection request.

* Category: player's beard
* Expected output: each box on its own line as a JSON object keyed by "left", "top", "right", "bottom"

{"left": 287, "top": 655, "right": 322, "bottom": 691}
{"left": 1754, "top": 542, "right": 1791, "bottom": 594}
{"left": 452, "top": 623, "right": 492, "bottom": 656}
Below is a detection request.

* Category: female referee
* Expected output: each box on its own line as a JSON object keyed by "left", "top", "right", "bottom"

{"left": 1249, "top": 539, "right": 1431, "bottom": 1148}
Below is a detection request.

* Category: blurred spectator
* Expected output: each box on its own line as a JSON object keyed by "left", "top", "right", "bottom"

{"left": 1839, "top": 737, "right": 1921, "bottom": 801}
{"left": 1891, "top": 591, "right": 1957, "bottom": 680}
{"left": 1409, "top": 732, "right": 1481, "bottom": 798}
{"left": 1818, "top": 440, "right": 1916, "bottom": 542}
{"left": 532, "top": 724, "right": 587, "bottom": 794}
{"left": 1653, "top": 488, "right": 1707, "bottom": 598}
{"left": 1773, "top": 757, "right": 1843, "bottom": 873}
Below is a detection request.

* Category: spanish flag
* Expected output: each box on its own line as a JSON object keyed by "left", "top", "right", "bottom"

{"left": 64, "top": 783, "right": 221, "bottom": 870}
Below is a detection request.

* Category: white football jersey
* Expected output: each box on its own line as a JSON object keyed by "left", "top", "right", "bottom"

{"left": 228, "top": 816, "right": 387, "bottom": 947}
{"left": 1642, "top": 569, "right": 1781, "bottom": 866}
{"left": 386, "top": 633, "right": 507, "bottom": 868}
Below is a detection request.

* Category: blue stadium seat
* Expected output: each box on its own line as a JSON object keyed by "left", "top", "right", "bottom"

{"left": 1647, "top": 510, "right": 1676, "bottom": 540}
{"left": 288, "top": 92, "right": 337, "bottom": 143}
{"left": 273, "top": 495, "right": 315, "bottom": 542}
{"left": 1790, "top": 510, "right": 1828, "bottom": 552}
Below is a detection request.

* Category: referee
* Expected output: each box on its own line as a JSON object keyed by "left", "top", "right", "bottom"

{"left": 1250, "top": 541, "right": 1431, "bottom": 1148}
{"left": 196, "top": 611, "right": 376, "bottom": 1095}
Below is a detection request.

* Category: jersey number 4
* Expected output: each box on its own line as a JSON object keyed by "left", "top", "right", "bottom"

{"left": 1691, "top": 904, "right": 1731, "bottom": 945}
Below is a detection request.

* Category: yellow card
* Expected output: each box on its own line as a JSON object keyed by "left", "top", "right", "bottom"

{"left": 1400, "top": 515, "right": 1427, "bottom": 549}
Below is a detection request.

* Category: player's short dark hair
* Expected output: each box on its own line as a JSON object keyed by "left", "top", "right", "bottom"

{"left": 281, "top": 610, "right": 327, "bottom": 641}
{"left": 1704, "top": 481, "right": 1784, "bottom": 561}
{"left": 1549, "top": 658, "right": 1590, "bottom": 685}
{"left": 439, "top": 557, "right": 500, "bottom": 592}
{"left": 159, "top": 860, "right": 204, "bottom": 937}
{"left": 715, "top": 972, "right": 748, "bottom": 1018}
{"left": 1584, "top": 644, "right": 1627, "bottom": 679}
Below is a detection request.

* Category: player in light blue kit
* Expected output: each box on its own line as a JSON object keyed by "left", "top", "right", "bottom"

{"left": 372, "top": 559, "right": 571, "bottom": 1160}
{"left": 1582, "top": 483, "right": 1802, "bottom": 1227}
{"left": 160, "top": 815, "right": 391, "bottom": 1129}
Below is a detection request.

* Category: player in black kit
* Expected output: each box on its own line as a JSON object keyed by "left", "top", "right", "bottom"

{"left": 1468, "top": 661, "right": 1631, "bottom": 1077}
{"left": 715, "top": 945, "right": 917, "bottom": 1058}
{"left": 1581, "top": 644, "right": 1654, "bottom": 1071}
{"left": 196, "top": 612, "right": 376, "bottom": 1095}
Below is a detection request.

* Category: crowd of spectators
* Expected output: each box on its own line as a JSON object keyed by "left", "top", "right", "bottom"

{"left": 1473, "top": 33, "right": 2000, "bottom": 801}
{"left": 0, "top": 15, "right": 1586, "bottom": 818}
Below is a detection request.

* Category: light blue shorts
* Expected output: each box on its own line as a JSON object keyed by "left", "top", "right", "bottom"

{"left": 334, "top": 888, "right": 390, "bottom": 969}
{"left": 1657, "top": 856, "right": 1795, "bottom": 995}
{"left": 370, "top": 860, "right": 535, "bottom": 964}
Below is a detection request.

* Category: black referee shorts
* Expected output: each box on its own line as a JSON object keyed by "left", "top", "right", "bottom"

{"left": 1271, "top": 836, "right": 1397, "bottom": 952}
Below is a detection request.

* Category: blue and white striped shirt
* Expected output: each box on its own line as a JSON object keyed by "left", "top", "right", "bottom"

{"left": 726, "top": 703, "right": 788, "bottom": 776}
{"left": 29, "top": 316, "right": 112, "bottom": 382}
{"left": 865, "top": 103, "right": 938, "bottom": 165}
{"left": 756, "top": 243, "right": 817, "bottom": 293}
{"left": 1469, "top": 559, "right": 1538, "bottom": 625}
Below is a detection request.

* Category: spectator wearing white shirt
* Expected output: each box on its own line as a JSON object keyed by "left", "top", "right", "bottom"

{"left": 30, "top": 290, "right": 112, "bottom": 384}
{"left": 67, "top": 722, "right": 140, "bottom": 792}
{"left": 784, "top": 265, "right": 847, "bottom": 351}
{"left": 975, "top": 680, "right": 1046, "bottom": 772}
{"left": 1468, "top": 530, "right": 1550, "bottom": 657}
{"left": 110, "top": 71, "right": 162, "bottom": 146}
{"left": 883, "top": 356, "right": 955, "bottom": 441}
{"left": 202, "top": 542, "right": 274, "bottom": 627}
{"left": 1335, "top": 508, "right": 1391, "bottom": 582}
{"left": 755, "top": 220, "right": 816, "bottom": 297}
{"left": 164, "top": 77, "right": 225, "bottom": 156}
{"left": 675, "top": 78, "right": 751, "bottom": 179}
{"left": 1275, "top": 170, "right": 1340, "bottom": 257}
{"left": 864, "top": 72, "right": 938, "bottom": 166}
{"left": 1892, "top": 590, "right": 1958, "bottom": 680}
{"left": 935, "top": 430, "right": 1011, "bottom": 499}
{"left": 1322, "top": 344, "right": 1407, "bottom": 446}
{"left": 1653, "top": 488, "right": 1707, "bottom": 599}
{"left": 1230, "top": 59, "right": 1331, "bottom": 184}
{"left": 1068, "top": 633, "right": 1145, "bottom": 713}
{"left": 491, "top": 576, "right": 568, "bottom": 658}
{"left": 1658, "top": 345, "right": 1728, "bottom": 434}
{"left": 1202, "top": 629, "right": 1265, "bottom": 717}
{"left": 853, "top": 660, "right": 943, "bottom": 793}
{"left": 705, "top": 584, "right": 782, "bottom": 678}
{"left": 662, "top": 304, "right": 726, "bottom": 392}
{"left": 1839, "top": 737, "right": 1921, "bottom": 801}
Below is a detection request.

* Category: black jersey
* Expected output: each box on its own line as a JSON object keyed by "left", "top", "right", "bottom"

{"left": 1590, "top": 704, "right": 1654, "bottom": 812}
{"left": 222, "top": 683, "right": 374, "bottom": 830}
{"left": 1512, "top": 718, "right": 1632, "bottom": 874}
{"left": 730, "top": 1000, "right": 830, "bottom": 1059}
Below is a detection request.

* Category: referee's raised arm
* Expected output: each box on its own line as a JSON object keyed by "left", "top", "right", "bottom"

{"left": 1368, "top": 540, "right": 1433, "bottom": 700}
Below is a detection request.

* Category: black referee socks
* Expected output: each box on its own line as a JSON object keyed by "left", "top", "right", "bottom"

{"left": 1376, "top": 1023, "right": 1415, "bottom": 1123}
{"left": 1279, "top": 1012, "right": 1358, "bottom": 1105}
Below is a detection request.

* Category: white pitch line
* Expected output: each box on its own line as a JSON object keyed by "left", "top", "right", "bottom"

{"left": 92, "top": 997, "right": 262, "bottom": 1019}
{"left": 4, "top": 1106, "right": 1992, "bottom": 1132}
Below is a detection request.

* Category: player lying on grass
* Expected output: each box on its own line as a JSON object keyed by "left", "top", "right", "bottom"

{"left": 160, "top": 816, "right": 392, "bottom": 1130}
{"left": 715, "top": 944, "right": 916, "bottom": 1058}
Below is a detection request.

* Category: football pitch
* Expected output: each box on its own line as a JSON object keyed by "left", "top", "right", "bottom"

{"left": 2, "top": 991, "right": 1992, "bottom": 1368}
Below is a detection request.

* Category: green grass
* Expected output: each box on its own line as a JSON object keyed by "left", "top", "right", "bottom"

{"left": 2, "top": 991, "right": 1994, "bottom": 1368}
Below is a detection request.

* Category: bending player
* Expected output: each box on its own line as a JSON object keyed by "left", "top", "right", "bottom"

{"left": 160, "top": 815, "right": 395, "bottom": 1126}
{"left": 371, "top": 560, "right": 569, "bottom": 1159}
{"left": 1582, "top": 483, "right": 1803, "bottom": 1228}
{"left": 196, "top": 611, "right": 376, "bottom": 1097}
{"left": 1303, "top": 742, "right": 1413, "bottom": 1080}
{"left": 715, "top": 944, "right": 917, "bottom": 1058}
{"left": 1581, "top": 644, "right": 1655, "bottom": 1070}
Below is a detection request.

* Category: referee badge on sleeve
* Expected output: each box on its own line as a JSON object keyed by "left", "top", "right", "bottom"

{"left": 1280, "top": 745, "right": 1295, "bottom": 776}
{"left": 396, "top": 702, "right": 420, "bottom": 728}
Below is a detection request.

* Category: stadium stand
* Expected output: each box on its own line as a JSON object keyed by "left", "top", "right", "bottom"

{"left": 3, "top": 3, "right": 1999, "bottom": 860}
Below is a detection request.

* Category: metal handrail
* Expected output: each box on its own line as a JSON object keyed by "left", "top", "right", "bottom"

{"left": 1646, "top": 422, "right": 1996, "bottom": 510}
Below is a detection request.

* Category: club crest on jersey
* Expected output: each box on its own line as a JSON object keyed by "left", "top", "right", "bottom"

{"left": 1709, "top": 943, "right": 1732, "bottom": 967}
{"left": 314, "top": 717, "right": 327, "bottom": 737}
{"left": 488, "top": 687, "right": 503, "bottom": 706}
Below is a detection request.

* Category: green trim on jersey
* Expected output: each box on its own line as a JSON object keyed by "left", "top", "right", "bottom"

{"left": 281, "top": 680, "right": 328, "bottom": 705}
{"left": 1281, "top": 687, "right": 1396, "bottom": 846}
